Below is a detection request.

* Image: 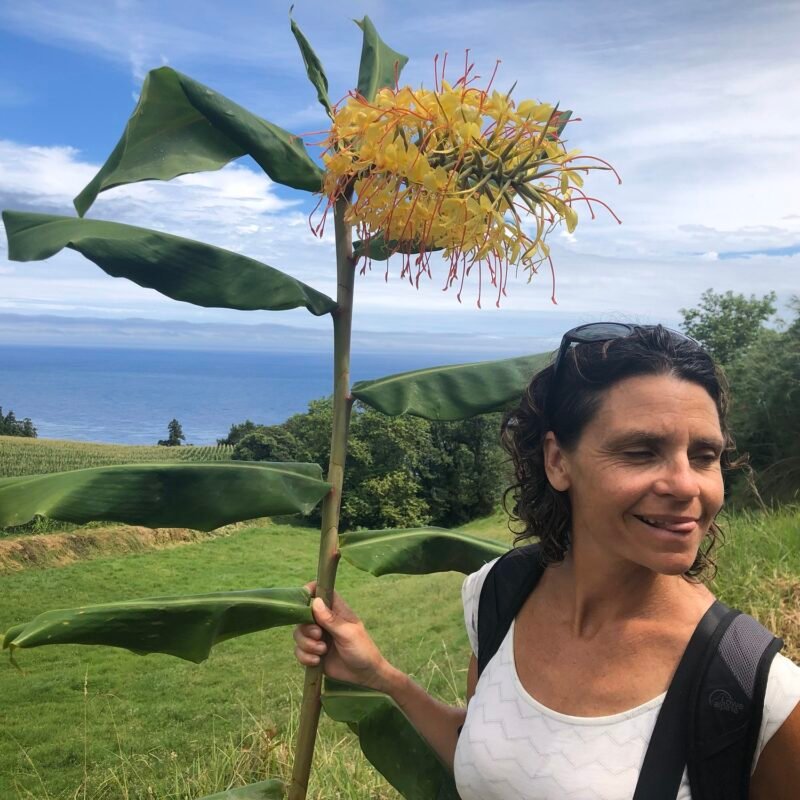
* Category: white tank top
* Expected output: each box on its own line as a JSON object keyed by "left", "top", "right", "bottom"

{"left": 454, "top": 559, "right": 800, "bottom": 800}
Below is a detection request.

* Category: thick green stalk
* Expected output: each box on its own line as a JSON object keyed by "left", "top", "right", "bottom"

{"left": 288, "top": 196, "right": 354, "bottom": 800}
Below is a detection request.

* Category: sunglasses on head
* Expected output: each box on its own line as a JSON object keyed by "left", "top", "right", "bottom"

{"left": 552, "top": 322, "right": 702, "bottom": 378}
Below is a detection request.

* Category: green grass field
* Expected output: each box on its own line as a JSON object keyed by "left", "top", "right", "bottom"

{"left": 1, "top": 507, "right": 798, "bottom": 799}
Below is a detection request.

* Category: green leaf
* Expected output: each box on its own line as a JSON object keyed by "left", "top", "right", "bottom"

{"left": 3, "top": 212, "right": 337, "bottom": 316}
{"left": 74, "top": 66, "right": 323, "bottom": 215}
{"left": 554, "top": 109, "right": 572, "bottom": 136}
{"left": 0, "top": 462, "right": 330, "bottom": 530}
{"left": 196, "top": 781, "right": 285, "bottom": 800}
{"left": 354, "top": 17, "right": 408, "bottom": 101}
{"left": 322, "top": 679, "right": 459, "bottom": 800}
{"left": 3, "top": 588, "right": 312, "bottom": 664}
{"left": 290, "top": 11, "right": 333, "bottom": 118}
{"left": 352, "top": 352, "right": 551, "bottom": 420}
{"left": 352, "top": 233, "right": 442, "bottom": 262}
{"left": 340, "top": 527, "right": 507, "bottom": 576}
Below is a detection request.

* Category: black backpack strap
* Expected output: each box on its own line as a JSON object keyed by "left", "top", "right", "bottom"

{"left": 687, "top": 607, "right": 783, "bottom": 800}
{"left": 633, "top": 600, "right": 732, "bottom": 800}
{"left": 476, "top": 543, "right": 545, "bottom": 678}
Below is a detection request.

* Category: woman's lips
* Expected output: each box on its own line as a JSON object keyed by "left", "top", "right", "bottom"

{"left": 634, "top": 515, "right": 699, "bottom": 534}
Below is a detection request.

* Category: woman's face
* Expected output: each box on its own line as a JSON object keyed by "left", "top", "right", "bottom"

{"left": 544, "top": 373, "right": 726, "bottom": 575}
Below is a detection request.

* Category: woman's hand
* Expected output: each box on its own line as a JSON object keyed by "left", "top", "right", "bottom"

{"left": 293, "top": 581, "right": 397, "bottom": 693}
{"left": 295, "top": 582, "right": 466, "bottom": 771}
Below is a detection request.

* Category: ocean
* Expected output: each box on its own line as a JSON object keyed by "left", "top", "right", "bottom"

{"left": 0, "top": 345, "right": 473, "bottom": 445}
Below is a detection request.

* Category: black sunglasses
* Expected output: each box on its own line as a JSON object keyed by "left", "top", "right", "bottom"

{"left": 552, "top": 322, "right": 701, "bottom": 378}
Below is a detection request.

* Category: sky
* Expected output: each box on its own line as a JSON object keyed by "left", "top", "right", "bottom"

{"left": 0, "top": 0, "right": 797, "bottom": 356}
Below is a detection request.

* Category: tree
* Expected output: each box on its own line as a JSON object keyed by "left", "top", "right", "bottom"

{"left": 679, "top": 288, "right": 777, "bottom": 366}
{"left": 217, "top": 419, "right": 262, "bottom": 447}
{"left": 423, "top": 415, "right": 508, "bottom": 526}
{"left": 0, "top": 406, "right": 37, "bottom": 438}
{"left": 234, "top": 426, "right": 301, "bottom": 463}
{"left": 157, "top": 418, "right": 185, "bottom": 447}
{"left": 724, "top": 298, "right": 800, "bottom": 504}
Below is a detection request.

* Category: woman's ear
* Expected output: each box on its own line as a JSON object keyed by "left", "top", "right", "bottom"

{"left": 543, "top": 431, "right": 571, "bottom": 492}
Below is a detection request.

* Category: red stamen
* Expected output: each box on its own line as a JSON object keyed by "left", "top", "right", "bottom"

{"left": 456, "top": 254, "right": 467, "bottom": 303}
{"left": 562, "top": 154, "right": 622, "bottom": 184}
{"left": 567, "top": 187, "right": 622, "bottom": 224}
{"left": 485, "top": 59, "right": 501, "bottom": 96}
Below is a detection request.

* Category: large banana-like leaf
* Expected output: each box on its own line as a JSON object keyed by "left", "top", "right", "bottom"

{"left": 354, "top": 17, "right": 408, "bottom": 101}
{"left": 322, "top": 679, "right": 459, "bottom": 800}
{"left": 3, "top": 212, "right": 336, "bottom": 316}
{"left": 74, "top": 66, "right": 323, "bottom": 215}
{"left": 340, "top": 528, "right": 507, "bottom": 577}
{"left": 3, "top": 588, "right": 312, "bottom": 664}
{"left": 352, "top": 352, "right": 551, "bottom": 419}
{"left": 290, "top": 13, "right": 332, "bottom": 118}
{"left": 0, "top": 462, "right": 330, "bottom": 530}
{"left": 197, "top": 781, "right": 285, "bottom": 800}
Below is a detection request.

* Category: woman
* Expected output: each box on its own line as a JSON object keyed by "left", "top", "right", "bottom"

{"left": 294, "top": 324, "right": 800, "bottom": 799}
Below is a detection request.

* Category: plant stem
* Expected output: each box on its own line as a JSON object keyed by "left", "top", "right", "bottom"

{"left": 288, "top": 195, "right": 355, "bottom": 800}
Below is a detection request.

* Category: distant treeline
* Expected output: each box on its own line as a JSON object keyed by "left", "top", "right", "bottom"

{"left": 0, "top": 407, "right": 37, "bottom": 438}
{"left": 219, "top": 403, "right": 508, "bottom": 532}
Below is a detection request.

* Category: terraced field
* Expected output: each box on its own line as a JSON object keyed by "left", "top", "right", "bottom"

{"left": 0, "top": 435, "right": 233, "bottom": 477}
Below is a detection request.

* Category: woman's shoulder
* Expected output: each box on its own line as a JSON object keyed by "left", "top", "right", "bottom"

{"left": 460, "top": 543, "right": 548, "bottom": 657}
{"left": 461, "top": 557, "right": 502, "bottom": 656}
{"left": 755, "top": 651, "right": 800, "bottom": 768}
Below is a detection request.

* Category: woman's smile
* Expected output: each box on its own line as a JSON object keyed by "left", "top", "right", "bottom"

{"left": 632, "top": 514, "right": 698, "bottom": 533}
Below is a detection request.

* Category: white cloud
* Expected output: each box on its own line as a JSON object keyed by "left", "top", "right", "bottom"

{"left": 0, "top": 142, "right": 96, "bottom": 203}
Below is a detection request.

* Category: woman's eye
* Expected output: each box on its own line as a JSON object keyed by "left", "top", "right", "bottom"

{"left": 692, "top": 453, "right": 720, "bottom": 464}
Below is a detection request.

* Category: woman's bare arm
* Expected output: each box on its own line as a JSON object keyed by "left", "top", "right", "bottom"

{"left": 293, "top": 584, "right": 469, "bottom": 770}
{"left": 375, "top": 663, "right": 467, "bottom": 769}
{"left": 749, "top": 702, "right": 800, "bottom": 800}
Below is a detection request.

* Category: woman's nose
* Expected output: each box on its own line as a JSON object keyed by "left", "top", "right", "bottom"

{"left": 652, "top": 456, "right": 701, "bottom": 499}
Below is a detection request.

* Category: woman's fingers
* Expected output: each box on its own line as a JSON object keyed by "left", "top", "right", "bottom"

{"left": 293, "top": 626, "right": 327, "bottom": 654}
{"left": 294, "top": 623, "right": 323, "bottom": 640}
{"left": 294, "top": 644, "right": 320, "bottom": 666}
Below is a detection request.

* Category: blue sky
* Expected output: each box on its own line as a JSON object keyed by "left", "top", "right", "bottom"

{"left": 0, "top": 0, "right": 797, "bottom": 355}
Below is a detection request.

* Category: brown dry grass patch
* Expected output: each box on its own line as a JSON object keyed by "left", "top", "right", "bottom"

{"left": 0, "top": 526, "right": 230, "bottom": 573}
{"left": 766, "top": 577, "right": 800, "bottom": 662}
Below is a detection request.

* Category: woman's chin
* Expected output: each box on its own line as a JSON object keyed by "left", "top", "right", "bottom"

{"left": 643, "top": 547, "right": 700, "bottom": 576}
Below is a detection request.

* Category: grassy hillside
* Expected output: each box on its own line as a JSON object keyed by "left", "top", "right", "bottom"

{"left": 0, "top": 436, "right": 233, "bottom": 478}
{"left": 1, "top": 508, "right": 797, "bottom": 799}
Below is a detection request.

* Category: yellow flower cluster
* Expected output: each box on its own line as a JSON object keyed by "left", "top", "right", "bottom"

{"left": 318, "top": 64, "right": 617, "bottom": 304}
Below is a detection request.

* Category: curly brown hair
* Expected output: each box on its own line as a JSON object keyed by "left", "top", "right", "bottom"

{"left": 500, "top": 325, "right": 746, "bottom": 581}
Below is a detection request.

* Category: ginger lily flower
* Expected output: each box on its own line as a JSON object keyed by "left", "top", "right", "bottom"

{"left": 317, "top": 55, "right": 620, "bottom": 305}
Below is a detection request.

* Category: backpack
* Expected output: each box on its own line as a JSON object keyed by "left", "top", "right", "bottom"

{"left": 474, "top": 543, "right": 784, "bottom": 800}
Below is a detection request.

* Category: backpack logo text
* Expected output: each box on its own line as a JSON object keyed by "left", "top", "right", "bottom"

{"left": 709, "top": 689, "right": 744, "bottom": 714}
